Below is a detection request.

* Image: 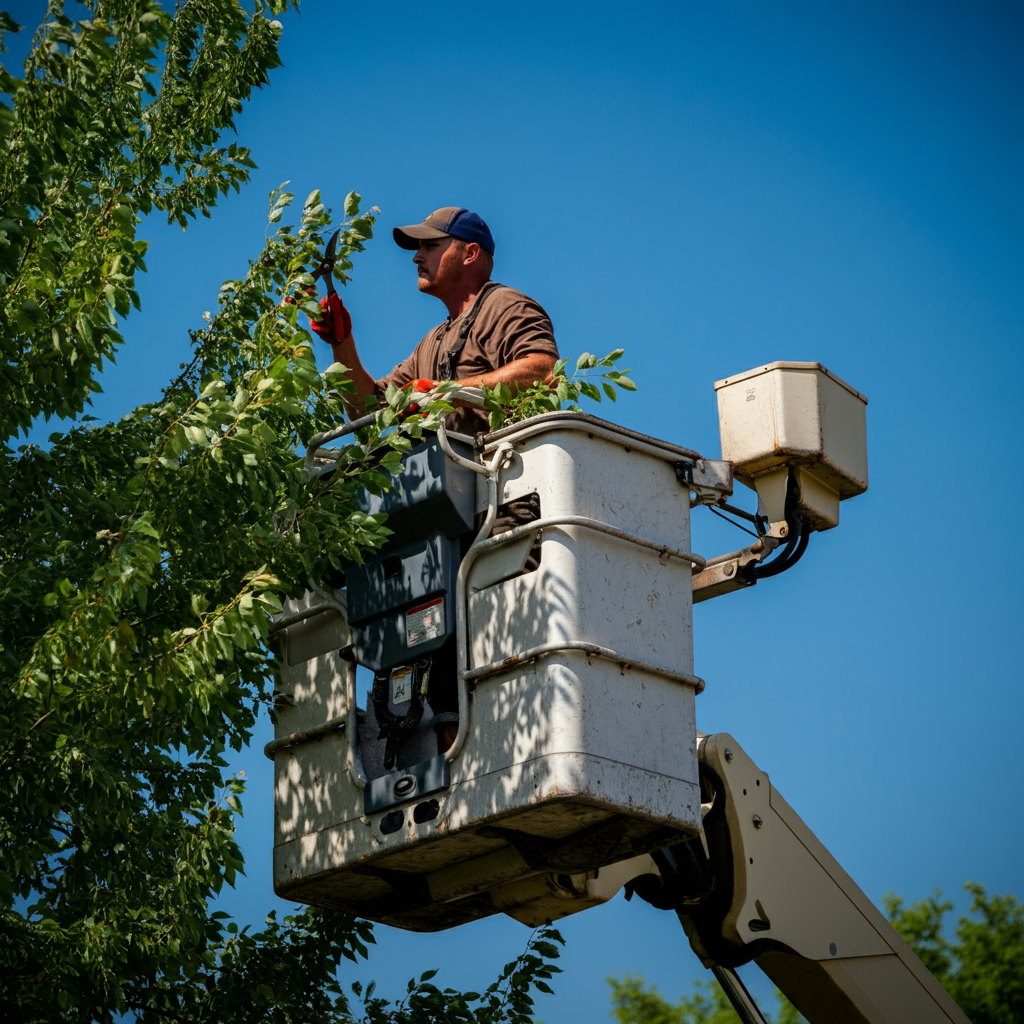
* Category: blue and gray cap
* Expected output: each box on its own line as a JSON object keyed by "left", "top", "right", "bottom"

{"left": 393, "top": 207, "right": 495, "bottom": 255}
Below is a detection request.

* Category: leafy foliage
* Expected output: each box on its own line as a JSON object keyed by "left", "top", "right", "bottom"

{"left": 481, "top": 348, "right": 636, "bottom": 430}
{"left": 350, "top": 926, "right": 564, "bottom": 1024}
{"left": 0, "top": 0, "right": 298, "bottom": 443}
{"left": 608, "top": 974, "right": 803, "bottom": 1024}
{"left": 885, "top": 883, "right": 1024, "bottom": 1024}
{"left": 0, "top": 177, "right": 453, "bottom": 1023}
{"left": 0, "top": 4, "right": 564, "bottom": 1021}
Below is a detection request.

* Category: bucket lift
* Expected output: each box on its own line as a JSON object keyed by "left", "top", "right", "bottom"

{"left": 266, "top": 362, "right": 969, "bottom": 1024}
{"left": 270, "top": 409, "right": 707, "bottom": 930}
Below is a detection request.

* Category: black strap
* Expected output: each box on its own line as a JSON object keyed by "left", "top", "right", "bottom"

{"left": 439, "top": 280, "right": 504, "bottom": 380}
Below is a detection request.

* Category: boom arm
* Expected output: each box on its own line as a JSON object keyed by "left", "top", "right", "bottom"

{"left": 623, "top": 733, "right": 971, "bottom": 1024}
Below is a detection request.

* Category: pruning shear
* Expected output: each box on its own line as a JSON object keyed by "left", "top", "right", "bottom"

{"left": 309, "top": 229, "right": 341, "bottom": 297}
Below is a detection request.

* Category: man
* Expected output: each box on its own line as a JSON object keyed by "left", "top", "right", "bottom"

{"left": 309, "top": 208, "right": 555, "bottom": 752}
{"left": 308, "top": 207, "right": 559, "bottom": 435}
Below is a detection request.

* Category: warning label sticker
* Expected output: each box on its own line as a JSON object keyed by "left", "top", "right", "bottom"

{"left": 406, "top": 598, "right": 445, "bottom": 648}
{"left": 390, "top": 665, "right": 414, "bottom": 705}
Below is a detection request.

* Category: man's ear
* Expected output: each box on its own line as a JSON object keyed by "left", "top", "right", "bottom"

{"left": 462, "top": 242, "right": 482, "bottom": 266}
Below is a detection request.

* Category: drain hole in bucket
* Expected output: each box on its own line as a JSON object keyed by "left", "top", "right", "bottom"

{"left": 379, "top": 810, "right": 404, "bottom": 834}
{"left": 413, "top": 799, "right": 439, "bottom": 824}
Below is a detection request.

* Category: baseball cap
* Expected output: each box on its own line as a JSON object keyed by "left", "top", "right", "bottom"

{"left": 393, "top": 207, "right": 495, "bottom": 255}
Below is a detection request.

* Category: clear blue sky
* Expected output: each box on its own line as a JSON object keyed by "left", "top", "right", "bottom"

{"left": 9, "top": 0, "right": 1024, "bottom": 1017}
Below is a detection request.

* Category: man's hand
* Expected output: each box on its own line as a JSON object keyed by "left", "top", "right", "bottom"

{"left": 300, "top": 292, "right": 353, "bottom": 344}
{"left": 396, "top": 379, "right": 439, "bottom": 420}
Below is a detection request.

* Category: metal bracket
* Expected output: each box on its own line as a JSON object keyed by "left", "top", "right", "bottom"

{"left": 692, "top": 537, "right": 780, "bottom": 604}
{"left": 674, "top": 459, "right": 735, "bottom": 506}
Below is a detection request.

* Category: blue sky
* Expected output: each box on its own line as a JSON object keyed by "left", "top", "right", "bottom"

{"left": 8, "top": 0, "right": 1024, "bottom": 1017}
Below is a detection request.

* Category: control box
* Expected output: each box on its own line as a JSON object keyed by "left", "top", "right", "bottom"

{"left": 714, "top": 362, "right": 868, "bottom": 530}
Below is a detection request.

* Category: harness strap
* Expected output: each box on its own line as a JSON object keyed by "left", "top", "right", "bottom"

{"left": 438, "top": 280, "right": 505, "bottom": 380}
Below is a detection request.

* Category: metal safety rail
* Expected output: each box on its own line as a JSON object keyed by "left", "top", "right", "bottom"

{"left": 302, "top": 386, "right": 489, "bottom": 476}
{"left": 480, "top": 411, "right": 702, "bottom": 464}
{"left": 463, "top": 640, "right": 705, "bottom": 691}
{"left": 304, "top": 409, "right": 377, "bottom": 475}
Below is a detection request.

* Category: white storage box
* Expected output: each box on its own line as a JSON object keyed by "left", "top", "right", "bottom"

{"left": 714, "top": 362, "right": 868, "bottom": 530}
{"left": 270, "top": 413, "right": 706, "bottom": 932}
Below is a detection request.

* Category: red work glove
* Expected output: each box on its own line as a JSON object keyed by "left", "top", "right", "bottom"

{"left": 398, "top": 379, "right": 439, "bottom": 421}
{"left": 307, "top": 292, "right": 352, "bottom": 344}
{"left": 397, "top": 403, "right": 432, "bottom": 421}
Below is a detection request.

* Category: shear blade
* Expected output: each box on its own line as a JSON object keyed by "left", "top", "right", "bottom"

{"left": 312, "top": 229, "right": 341, "bottom": 280}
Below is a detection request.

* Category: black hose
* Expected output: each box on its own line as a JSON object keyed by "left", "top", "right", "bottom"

{"left": 748, "top": 527, "right": 810, "bottom": 579}
{"left": 743, "top": 469, "right": 816, "bottom": 581}
{"left": 744, "top": 517, "right": 799, "bottom": 580}
{"left": 786, "top": 528, "right": 810, "bottom": 568}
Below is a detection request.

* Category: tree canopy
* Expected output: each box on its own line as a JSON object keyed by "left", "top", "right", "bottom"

{"left": 0, "top": 2, "right": 563, "bottom": 1020}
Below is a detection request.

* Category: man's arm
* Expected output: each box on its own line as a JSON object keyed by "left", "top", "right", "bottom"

{"left": 298, "top": 289, "right": 377, "bottom": 420}
{"left": 453, "top": 352, "right": 557, "bottom": 392}
{"left": 320, "top": 309, "right": 556, "bottom": 418}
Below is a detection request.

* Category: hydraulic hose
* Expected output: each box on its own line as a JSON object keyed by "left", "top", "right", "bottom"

{"left": 744, "top": 469, "right": 812, "bottom": 581}
{"left": 747, "top": 523, "right": 810, "bottom": 579}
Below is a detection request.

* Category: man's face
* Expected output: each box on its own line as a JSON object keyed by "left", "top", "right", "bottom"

{"left": 413, "top": 236, "right": 468, "bottom": 297}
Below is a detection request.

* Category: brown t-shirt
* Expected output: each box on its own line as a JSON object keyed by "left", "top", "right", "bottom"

{"left": 375, "top": 283, "right": 559, "bottom": 436}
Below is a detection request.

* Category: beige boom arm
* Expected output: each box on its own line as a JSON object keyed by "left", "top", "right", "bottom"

{"left": 682, "top": 733, "right": 970, "bottom": 1024}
